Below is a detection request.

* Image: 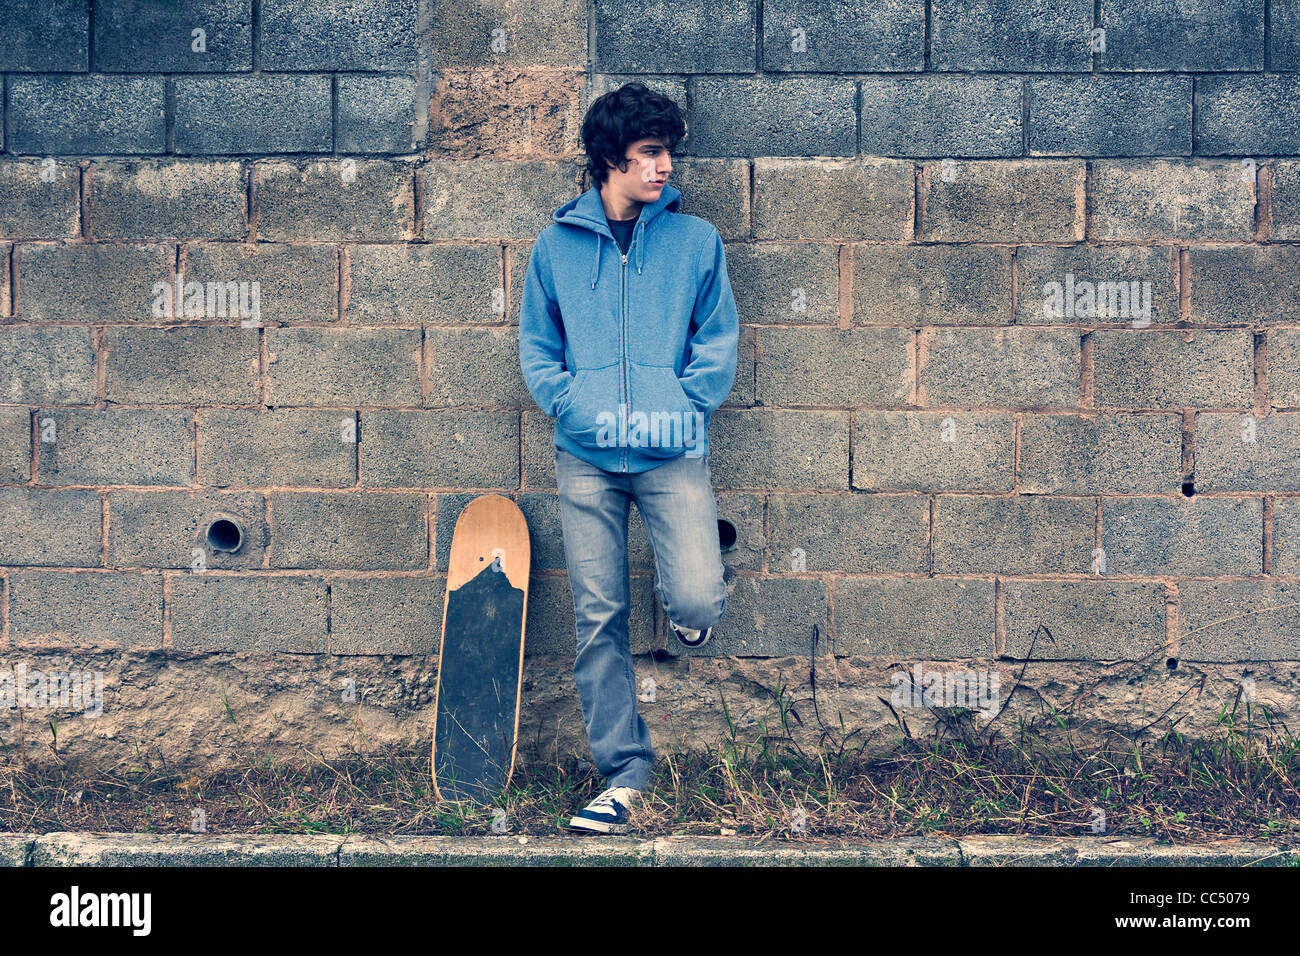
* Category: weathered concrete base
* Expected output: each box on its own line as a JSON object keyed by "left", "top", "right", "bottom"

{"left": 0, "top": 650, "right": 1296, "bottom": 770}
{"left": 3, "top": 833, "right": 1295, "bottom": 867}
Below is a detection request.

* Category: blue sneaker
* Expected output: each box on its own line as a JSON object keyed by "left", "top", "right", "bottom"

{"left": 568, "top": 786, "right": 640, "bottom": 834}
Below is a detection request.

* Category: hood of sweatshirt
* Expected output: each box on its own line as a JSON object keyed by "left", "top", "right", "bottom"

{"left": 553, "top": 182, "right": 683, "bottom": 290}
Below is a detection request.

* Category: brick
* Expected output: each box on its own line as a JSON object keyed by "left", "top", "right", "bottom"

{"left": 183, "top": 243, "right": 337, "bottom": 323}
{"left": 1097, "top": 0, "right": 1264, "bottom": 71}
{"left": 853, "top": 410, "right": 1015, "bottom": 492}
{"left": 174, "top": 75, "right": 332, "bottom": 154}
{"left": 198, "top": 409, "right": 358, "bottom": 487}
{"left": 854, "top": 244, "right": 1012, "bottom": 325}
{"left": 330, "top": 577, "right": 444, "bottom": 655}
{"left": 9, "top": 76, "right": 165, "bottom": 155}
{"left": 1092, "top": 160, "right": 1254, "bottom": 241}
{"left": 37, "top": 409, "right": 194, "bottom": 486}
{"left": 266, "top": 327, "right": 422, "bottom": 406}
{"left": 1003, "top": 580, "right": 1165, "bottom": 659}
{"left": 690, "top": 77, "right": 856, "bottom": 157}
{"left": 432, "top": 0, "right": 587, "bottom": 67}
{"left": 724, "top": 243, "right": 838, "bottom": 325}
{"left": 594, "top": 0, "right": 755, "bottom": 73}
{"left": 932, "top": 495, "right": 1094, "bottom": 574}
{"left": 1273, "top": 161, "right": 1300, "bottom": 240}
{"left": 170, "top": 575, "right": 327, "bottom": 652}
{"left": 106, "top": 490, "right": 266, "bottom": 570}
{"left": 0, "top": 327, "right": 96, "bottom": 404}
{"left": 757, "top": 326, "right": 911, "bottom": 407}
{"left": 429, "top": 69, "right": 585, "bottom": 160}
{"left": 767, "top": 491, "right": 929, "bottom": 572}
{"left": 93, "top": 0, "right": 253, "bottom": 72}
{"left": 424, "top": 326, "right": 530, "bottom": 408}
{"left": 522, "top": 413, "right": 558, "bottom": 489}
{"left": 337, "top": 76, "right": 417, "bottom": 153}
{"left": 0, "top": 407, "right": 29, "bottom": 483}
{"left": 0, "top": 0, "right": 88, "bottom": 71}
{"left": 763, "top": 0, "right": 924, "bottom": 71}
{"left": 921, "top": 160, "right": 1085, "bottom": 242}
{"left": 0, "top": 488, "right": 101, "bottom": 566}
{"left": 259, "top": 0, "right": 419, "bottom": 70}
{"left": 834, "top": 577, "right": 995, "bottom": 658}
{"left": 1028, "top": 76, "right": 1192, "bottom": 156}
{"left": 709, "top": 410, "right": 849, "bottom": 490}
{"left": 1102, "top": 496, "right": 1262, "bottom": 575}
{"left": 658, "top": 160, "right": 750, "bottom": 241}
{"left": 1019, "top": 413, "right": 1183, "bottom": 493}
{"left": 753, "top": 159, "right": 913, "bottom": 240}
{"left": 920, "top": 327, "right": 1080, "bottom": 407}
{"left": 423, "top": 161, "right": 578, "bottom": 240}
{"left": 90, "top": 160, "right": 246, "bottom": 240}
{"left": 17, "top": 243, "right": 171, "bottom": 322}
{"left": 350, "top": 243, "right": 502, "bottom": 324}
{"left": 931, "top": 0, "right": 1093, "bottom": 71}
{"left": 1270, "top": 330, "right": 1300, "bottom": 408}
{"left": 1195, "top": 411, "right": 1300, "bottom": 492}
{"left": 673, "top": 576, "right": 827, "bottom": 657}
{"left": 1274, "top": 0, "right": 1300, "bottom": 69}
{"left": 715, "top": 493, "right": 764, "bottom": 572}
{"left": 1015, "top": 244, "right": 1178, "bottom": 325}
{"left": 514, "top": 492, "right": 577, "bottom": 571}
{"left": 9, "top": 571, "right": 163, "bottom": 648}
{"left": 1198, "top": 76, "right": 1300, "bottom": 155}
{"left": 1189, "top": 247, "right": 1300, "bottom": 324}
{"left": 860, "top": 76, "right": 1022, "bottom": 157}
{"left": 1177, "top": 580, "right": 1300, "bottom": 660}
{"left": 730, "top": 327, "right": 758, "bottom": 409}
{"left": 359, "top": 410, "right": 519, "bottom": 488}
{"left": 268, "top": 492, "right": 426, "bottom": 569}
{"left": 256, "top": 160, "right": 415, "bottom": 241}
{"left": 1093, "top": 330, "right": 1255, "bottom": 409}
{"left": 105, "top": 326, "right": 259, "bottom": 405}
{"left": 1273, "top": 497, "right": 1300, "bottom": 574}
{"left": 0, "top": 160, "right": 80, "bottom": 239}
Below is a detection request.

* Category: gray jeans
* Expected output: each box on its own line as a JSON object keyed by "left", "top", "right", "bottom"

{"left": 555, "top": 446, "right": 728, "bottom": 791}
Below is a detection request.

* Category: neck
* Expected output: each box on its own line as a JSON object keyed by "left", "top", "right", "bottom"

{"left": 599, "top": 184, "right": 642, "bottom": 221}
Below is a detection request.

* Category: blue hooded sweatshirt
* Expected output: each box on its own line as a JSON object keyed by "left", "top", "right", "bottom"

{"left": 519, "top": 182, "right": 739, "bottom": 473}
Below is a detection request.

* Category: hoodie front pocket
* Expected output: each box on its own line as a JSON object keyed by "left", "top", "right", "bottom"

{"left": 629, "top": 362, "right": 702, "bottom": 458}
{"left": 556, "top": 363, "right": 621, "bottom": 449}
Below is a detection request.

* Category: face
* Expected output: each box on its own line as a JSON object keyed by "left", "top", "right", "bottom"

{"left": 604, "top": 136, "right": 672, "bottom": 203}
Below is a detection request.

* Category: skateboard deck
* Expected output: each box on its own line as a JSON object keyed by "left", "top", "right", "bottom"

{"left": 431, "top": 494, "right": 530, "bottom": 804}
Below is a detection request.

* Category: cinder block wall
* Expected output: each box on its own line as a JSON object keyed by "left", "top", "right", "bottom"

{"left": 2, "top": 0, "right": 1300, "bottom": 763}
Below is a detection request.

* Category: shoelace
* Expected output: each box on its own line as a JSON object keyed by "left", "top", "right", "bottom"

{"left": 589, "top": 789, "right": 625, "bottom": 812}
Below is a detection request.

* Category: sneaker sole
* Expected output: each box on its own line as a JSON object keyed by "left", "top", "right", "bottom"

{"left": 567, "top": 816, "right": 629, "bottom": 835}
{"left": 675, "top": 628, "right": 711, "bottom": 648}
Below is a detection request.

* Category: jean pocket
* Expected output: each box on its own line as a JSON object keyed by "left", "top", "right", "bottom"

{"left": 629, "top": 363, "right": 703, "bottom": 458}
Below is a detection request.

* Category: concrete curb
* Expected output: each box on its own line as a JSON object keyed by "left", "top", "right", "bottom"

{"left": 2, "top": 833, "right": 1297, "bottom": 866}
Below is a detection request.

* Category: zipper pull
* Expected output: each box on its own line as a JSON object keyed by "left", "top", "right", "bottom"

{"left": 621, "top": 253, "right": 627, "bottom": 264}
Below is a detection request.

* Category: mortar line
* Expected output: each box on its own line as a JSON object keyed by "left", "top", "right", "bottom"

{"left": 993, "top": 576, "right": 1004, "bottom": 656}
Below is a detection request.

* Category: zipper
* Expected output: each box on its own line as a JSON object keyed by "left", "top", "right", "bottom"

{"left": 620, "top": 249, "right": 629, "bottom": 472}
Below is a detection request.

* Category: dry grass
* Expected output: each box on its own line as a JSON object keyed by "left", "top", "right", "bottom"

{"left": 2, "top": 656, "right": 1298, "bottom": 843}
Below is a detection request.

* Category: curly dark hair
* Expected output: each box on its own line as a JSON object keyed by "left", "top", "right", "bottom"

{"left": 581, "top": 81, "right": 686, "bottom": 186}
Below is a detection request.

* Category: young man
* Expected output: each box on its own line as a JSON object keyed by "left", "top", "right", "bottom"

{"left": 518, "top": 82, "right": 739, "bottom": 834}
